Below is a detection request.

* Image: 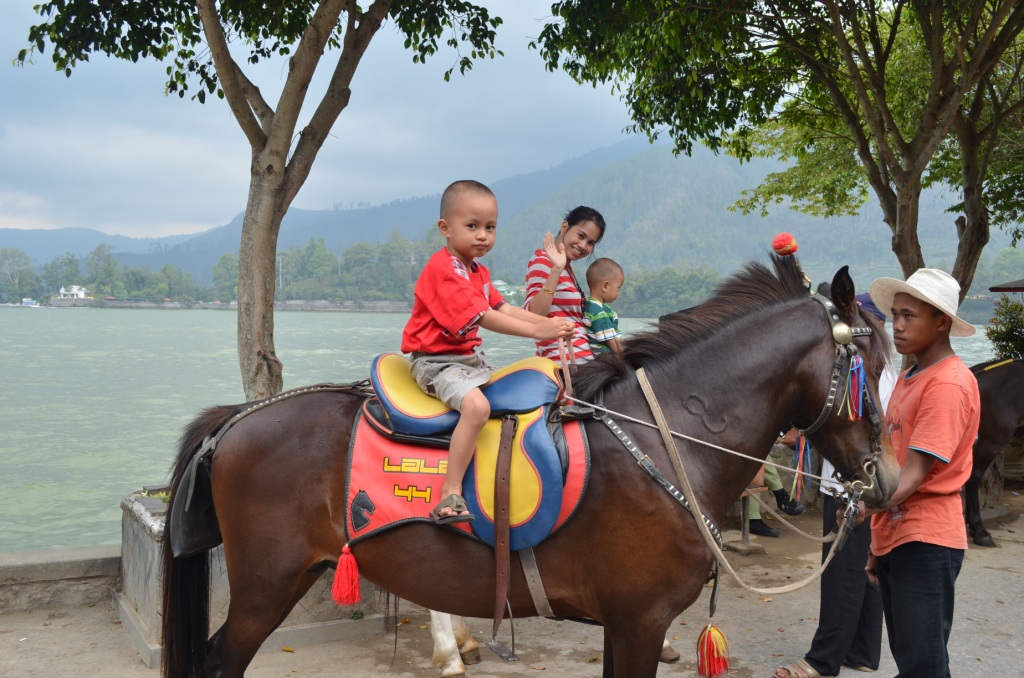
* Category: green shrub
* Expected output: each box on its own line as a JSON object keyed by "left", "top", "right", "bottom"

{"left": 985, "top": 295, "right": 1024, "bottom": 360}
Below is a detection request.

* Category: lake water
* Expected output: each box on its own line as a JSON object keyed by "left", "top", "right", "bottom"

{"left": 0, "top": 307, "right": 995, "bottom": 553}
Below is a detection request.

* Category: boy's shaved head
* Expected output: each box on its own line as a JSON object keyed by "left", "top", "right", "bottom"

{"left": 586, "top": 257, "right": 624, "bottom": 288}
{"left": 440, "top": 180, "right": 495, "bottom": 219}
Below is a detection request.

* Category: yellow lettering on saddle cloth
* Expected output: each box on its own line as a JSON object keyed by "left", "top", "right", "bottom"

{"left": 382, "top": 456, "right": 447, "bottom": 474}
{"left": 392, "top": 485, "right": 432, "bottom": 503}
{"left": 473, "top": 408, "right": 545, "bottom": 525}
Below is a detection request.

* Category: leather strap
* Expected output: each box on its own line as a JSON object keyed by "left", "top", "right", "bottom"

{"left": 491, "top": 415, "right": 517, "bottom": 639}
{"left": 519, "top": 547, "right": 555, "bottom": 618}
{"left": 636, "top": 367, "right": 844, "bottom": 595}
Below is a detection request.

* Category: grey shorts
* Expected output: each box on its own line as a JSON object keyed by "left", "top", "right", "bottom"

{"left": 408, "top": 351, "right": 493, "bottom": 411}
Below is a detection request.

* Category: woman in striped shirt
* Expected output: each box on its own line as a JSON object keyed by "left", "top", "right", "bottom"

{"left": 523, "top": 206, "right": 607, "bottom": 362}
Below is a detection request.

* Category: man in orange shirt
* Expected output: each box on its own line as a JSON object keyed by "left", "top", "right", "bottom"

{"left": 863, "top": 269, "right": 980, "bottom": 678}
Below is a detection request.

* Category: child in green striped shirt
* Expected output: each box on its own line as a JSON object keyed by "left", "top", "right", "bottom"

{"left": 583, "top": 258, "right": 625, "bottom": 355}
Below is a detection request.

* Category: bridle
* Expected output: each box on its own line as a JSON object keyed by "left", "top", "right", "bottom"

{"left": 796, "top": 294, "right": 885, "bottom": 496}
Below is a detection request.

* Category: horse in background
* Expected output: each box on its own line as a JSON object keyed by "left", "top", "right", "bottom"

{"left": 160, "top": 256, "right": 899, "bottom": 678}
{"left": 965, "top": 359, "right": 1024, "bottom": 547}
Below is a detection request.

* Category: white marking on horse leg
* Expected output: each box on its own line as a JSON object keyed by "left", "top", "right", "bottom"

{"left": 451, "top": 614, "right": 481, "bottom": 665}
{"left": 660, "top": 635, "right": 681, "bottom": 664}
{"left": 430, "top": 610, "right": 467, "bottom": 677}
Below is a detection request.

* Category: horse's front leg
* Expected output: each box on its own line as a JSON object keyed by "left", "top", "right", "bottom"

{"left": 602, "top": 622, "right": 665, "bottom": 678}
{"left": 430, "top": 611, "right": 470, "bottom": 678}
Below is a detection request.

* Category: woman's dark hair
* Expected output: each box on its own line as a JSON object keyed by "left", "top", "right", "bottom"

{"left": 563, "top": 206, "right": 606, "bottom": 243}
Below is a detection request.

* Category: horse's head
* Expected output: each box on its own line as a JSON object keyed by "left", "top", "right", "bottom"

{"left": 576, "top": 255, "right": 899, "bottom": 510}
{"left": 792, "top": 264, "right": 899, "bottom": 510}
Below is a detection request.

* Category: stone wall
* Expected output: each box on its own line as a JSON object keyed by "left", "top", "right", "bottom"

{"left": 117, "top": 489, "right": 383, "bottom": 668}
{"left": 0, "top": 546, "right": 120, "bottom": 612}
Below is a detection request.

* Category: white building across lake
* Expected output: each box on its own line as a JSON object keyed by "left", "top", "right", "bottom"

{"left": 59, "top": 285, "right": 90, "bottom": 299}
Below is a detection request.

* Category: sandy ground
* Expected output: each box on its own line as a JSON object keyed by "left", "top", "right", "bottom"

{"left": 3, "top": 491, "right": 1022, "bottom": 678}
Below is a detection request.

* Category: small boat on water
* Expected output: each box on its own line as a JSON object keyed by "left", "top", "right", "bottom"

{"left": 20, "top": 298, "right": 41, "bottom": 307}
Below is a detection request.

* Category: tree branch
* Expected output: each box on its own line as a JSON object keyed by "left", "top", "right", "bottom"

{"left": 236, "top": 68, "right": 275, "bottom": 131}
{"left": 284, "top": 0, "right": 393, "bottom": 204}
{"left": 265, "top": 0, "right": 348, "bottom": 166}
{"left": 196, "top": 0, "right": 266, "bottom": 148}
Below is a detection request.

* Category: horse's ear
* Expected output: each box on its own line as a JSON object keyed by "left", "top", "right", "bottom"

{"left": 830, "top": 265, "right": 856, "bottom": 319}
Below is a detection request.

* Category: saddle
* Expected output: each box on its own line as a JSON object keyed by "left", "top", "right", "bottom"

{"left": 366, "top": 353, "right": 564, "bottom": 437}
{"left": 348, "top": 353, "right": 588, "bottom": 550}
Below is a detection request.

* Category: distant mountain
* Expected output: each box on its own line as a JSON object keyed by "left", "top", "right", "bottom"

{"left": 1, "top": 136, "right": 1012, "bottom": 291}
{"left": 0, "top": 227, "right": 196, "bottom": 264}
{"left": 483, "top": 144, "right": 1009, "bottom": 289}
{"left": 1, "top": 137, "right": 654, "bottom": 284}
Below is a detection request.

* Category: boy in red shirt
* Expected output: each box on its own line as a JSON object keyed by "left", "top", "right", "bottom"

{"left": 402, "top": 180, "right": 574, "bottom": 524}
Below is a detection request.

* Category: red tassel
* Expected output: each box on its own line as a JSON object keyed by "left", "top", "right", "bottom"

{"left": 696, "top": 624, "right": 729, "bottom": 678}
{"left": 332, "top": 544, "right": 361, "bottom": 605}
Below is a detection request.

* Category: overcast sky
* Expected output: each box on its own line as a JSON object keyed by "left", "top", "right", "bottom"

{"left": 0, "top": 2, "right": 636, "bottom": 238}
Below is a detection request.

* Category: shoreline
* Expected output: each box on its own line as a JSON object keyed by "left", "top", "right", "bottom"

{"left": 7, "top": 299, "right": 412, "bottom": 313}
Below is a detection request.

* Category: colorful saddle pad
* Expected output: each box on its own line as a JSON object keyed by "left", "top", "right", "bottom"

{"left": 345, "top": 405, "right": 589, "bottom": 551}
{"left": 369, "top": 353, "right": 563, "bottom": 437}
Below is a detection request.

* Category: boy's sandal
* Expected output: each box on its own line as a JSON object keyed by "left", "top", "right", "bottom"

{"left": 773, "top": 658, "right": 833, "bottom": 678}
{"left": 430, "top": 494, "right": 475, "bottom": 525}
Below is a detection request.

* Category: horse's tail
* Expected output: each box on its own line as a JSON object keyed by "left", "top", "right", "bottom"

{"left": 161, "top": 404, "right": 242, "bottom": 678}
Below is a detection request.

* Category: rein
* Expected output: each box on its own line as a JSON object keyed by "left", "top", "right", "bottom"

{"left": 633, "top": 367, "right": 847, "bottom": 595}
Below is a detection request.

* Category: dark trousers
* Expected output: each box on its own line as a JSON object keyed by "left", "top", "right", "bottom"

{"left": 804, "top": 494, "right": 882, "bottom": 676}
{"left": 876, "top": 541, "right": 963, "bottom": 678}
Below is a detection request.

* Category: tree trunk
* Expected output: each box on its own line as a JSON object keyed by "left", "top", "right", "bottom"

{"left": 888, "top": 176, "right": 926, "bottom": 278}
{"left": 237, "top": 167, "right": 287, "bottom": 401}
{"left": 951, "top": 122, "right": 990, "bottom": 302}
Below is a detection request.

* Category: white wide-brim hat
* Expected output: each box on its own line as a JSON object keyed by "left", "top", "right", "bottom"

{"left": 869, "top": 268, "right": 975, "bottom": 337}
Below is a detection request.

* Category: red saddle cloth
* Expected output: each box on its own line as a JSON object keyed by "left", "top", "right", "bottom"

{"left": 345, "top": 405, "right": 589, "bottom": 551}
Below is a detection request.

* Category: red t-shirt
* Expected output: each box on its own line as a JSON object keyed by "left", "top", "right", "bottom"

{"left": 401, "top": 248, "right": 505, "bottom": 355}
{"left": 523, "top": 249, "right": 593, "bottom": 362}
{"left": 870, "top": 356, "right": 980, "bottom": 556}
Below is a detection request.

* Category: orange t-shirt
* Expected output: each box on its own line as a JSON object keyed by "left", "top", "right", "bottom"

{"left": 870, "top": 356, "right": 980, "bottom": 556}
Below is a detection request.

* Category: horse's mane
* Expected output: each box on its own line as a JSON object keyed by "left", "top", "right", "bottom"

{"left": 573, "top": 255, "right": 861, "bottom": 400}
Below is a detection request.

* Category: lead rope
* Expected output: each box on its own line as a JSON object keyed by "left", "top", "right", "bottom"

{"left": 635, "top": 367, "right": 848, "bottom": 595}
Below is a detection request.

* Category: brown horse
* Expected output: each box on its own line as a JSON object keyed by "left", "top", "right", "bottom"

{"left": 965, "top": 358, "right": 1024, "bottom": 547}
{"left": 161, "top": 256, "right": 899, "bottom": 678}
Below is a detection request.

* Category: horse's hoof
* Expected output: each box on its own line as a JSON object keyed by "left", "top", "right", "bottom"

{"left": 973, "top": 533, "right": 997, "bottom": 548}
{"left": 460, "top": 648, "right": 481, "bottom": 666}
{"left": 660, "top": 643, "right": 681, "bottom": 664}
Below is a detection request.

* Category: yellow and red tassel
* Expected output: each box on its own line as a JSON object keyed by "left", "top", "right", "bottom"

{"left": 331, "top": 544, "right": 361, "bottom": 605}
{"left": 696, "top": 623, "right": 729, "bottom": 678}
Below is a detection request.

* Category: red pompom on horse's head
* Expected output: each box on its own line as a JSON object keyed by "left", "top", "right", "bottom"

{"left": 772, "top": 232, "right": 798, "bottom": 256}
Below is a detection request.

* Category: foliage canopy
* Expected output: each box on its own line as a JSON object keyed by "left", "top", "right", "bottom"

{"left": 19, "top": 0, "right": 504, "bottom": 399}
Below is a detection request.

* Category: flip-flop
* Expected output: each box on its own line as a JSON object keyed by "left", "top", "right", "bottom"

{"left": 773, "top": 658, "right": 833, "bottom": 678}
{"left": 430, "top": 493, "right": 475, "bottom": 525}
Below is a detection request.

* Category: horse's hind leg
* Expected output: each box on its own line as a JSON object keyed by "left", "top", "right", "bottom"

{"left": 431, "top": 611, "right": 468, "bottom": 678}
{"left": 967, "top": 441, "right": 998, "bottom": 547}
{"left": 204, "top": 568, "right": 321, "bottom": 677}
{"left": 451, "top": 615, "right": 481, "bottom": 665}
